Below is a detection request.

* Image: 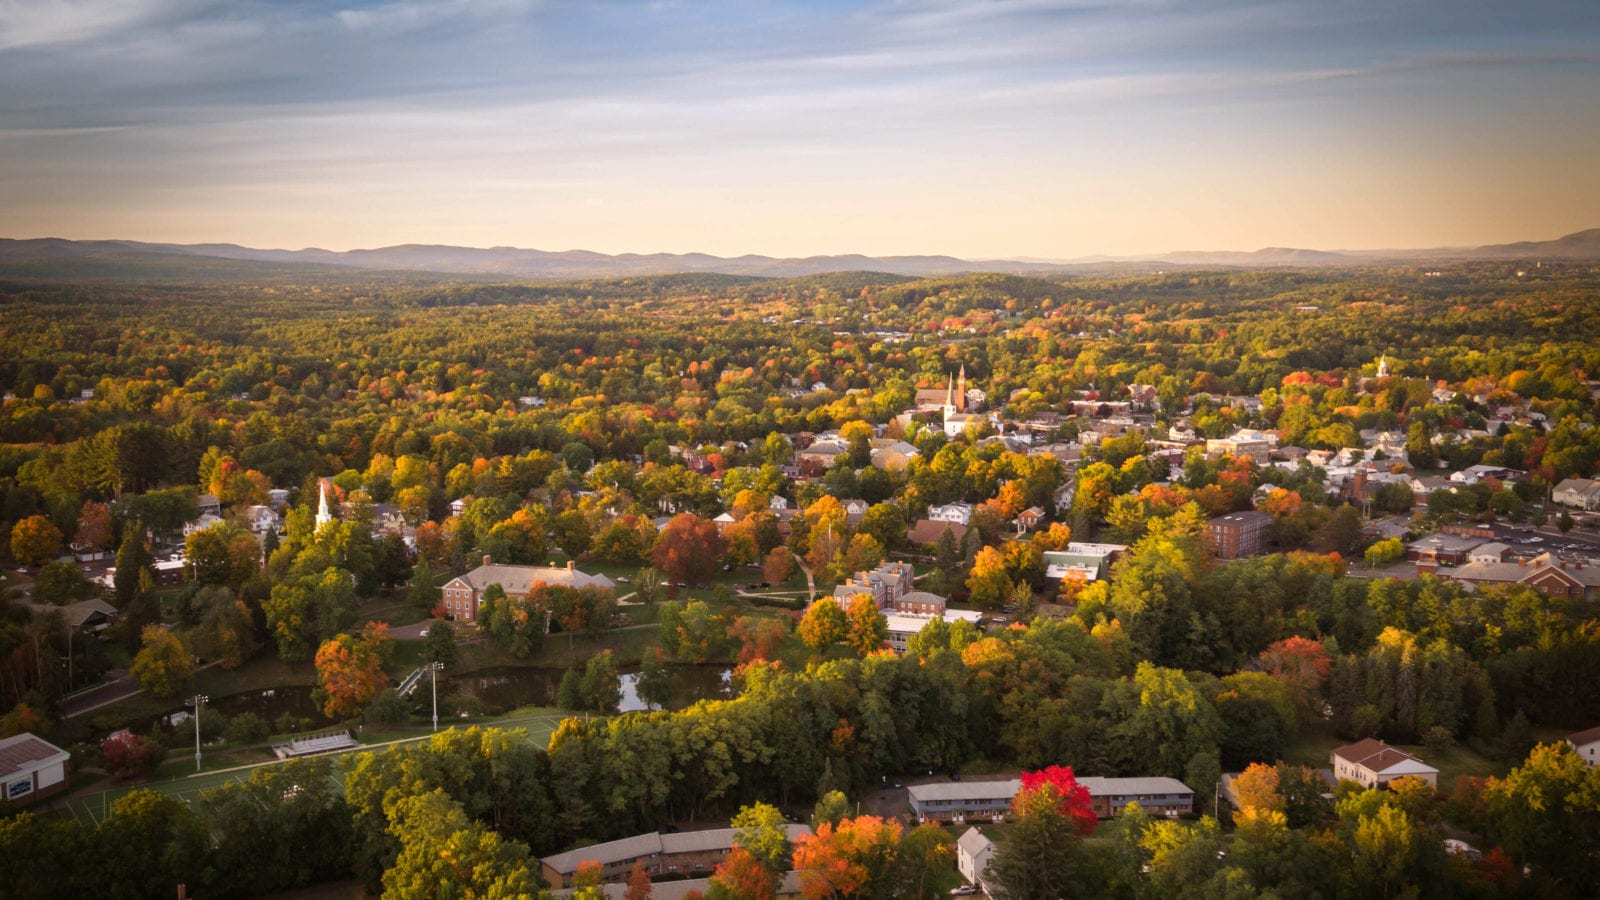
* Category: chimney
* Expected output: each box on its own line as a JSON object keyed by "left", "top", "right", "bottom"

{"left": 483, "top": 554, "right": 492, "bottom": 567}
{"left": 567, "top": 560, "right": 575, "bottom": 572}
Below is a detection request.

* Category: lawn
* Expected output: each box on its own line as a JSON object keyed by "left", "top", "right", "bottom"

{"left": 1280, "top": 718, "right": 1501, "bottom": 787}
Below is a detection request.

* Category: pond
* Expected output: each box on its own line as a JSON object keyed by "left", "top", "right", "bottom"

{"left": 441, "top": 665, "right": 735, "bottom": 715}
{"left": 142, "top": 664, "right": 736, "bottom": 736}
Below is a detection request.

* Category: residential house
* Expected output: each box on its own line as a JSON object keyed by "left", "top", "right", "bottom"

{"left": 929, "top": 502, "right": 974, "bottom": 526}
{"left": 795, "top": 440, "right": 847, "bottom": 477}
{"left": 195, "top": 494, "right": 222, "bottom": 518}
{"left": 1450, "top": 465, "right": 1523, "bottom": 486}
{"left": 956, "top": 827, "right": 994, "bottom": 887}
{"left": 20, "top": 598, "right": 117, "bottom": 634}
{"left": 244, "top": 504, "right": 282, "bottom": 535}
{"left": 838, "top": 498, "right": 870, "bottom": 526}
{"left": 182, "top": 513, "right": 225, "bottom": 538}
{"left": 1014, "top": 506, "right": 1047, "bottom": 533}
{"left": 1330, "top": 739, "right": 1439, "bottom": 789}
{"left": 1205, "top": 511, "right": 1272, "bottom": 559}
{"left": 439, "top": 559, "right": 615, "bottom": 624}
{"left": 1553, "top": 478, "right": 1600, "bottom": 511}
{"left": 1566, "top": 725, "right": 1600, "bottom": 767}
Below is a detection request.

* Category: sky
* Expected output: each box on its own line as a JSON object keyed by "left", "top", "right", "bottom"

{"left": 2, "top": 0, "right": 1599, "bottom": 259}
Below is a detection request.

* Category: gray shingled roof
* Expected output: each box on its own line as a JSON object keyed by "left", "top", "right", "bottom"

{"left": 451, "top": 563, "right": 615, "bottom": 595}
{"left": 541, "top": 832, "right": 664, "bottom": 874}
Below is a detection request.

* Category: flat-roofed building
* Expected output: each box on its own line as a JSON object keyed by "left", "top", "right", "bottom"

{"left": 0, "top": 733, "right": 70, "bottom": 808}
{"left": 1206, "top": 511, "right": 1272, "bottom": 559}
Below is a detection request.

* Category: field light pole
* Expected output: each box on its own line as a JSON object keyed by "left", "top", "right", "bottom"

{"left": 426, "top": 662, "right": 444, "bottom": 732}
{"left": 189, "top": 694, "right": 208, "bottom": 772}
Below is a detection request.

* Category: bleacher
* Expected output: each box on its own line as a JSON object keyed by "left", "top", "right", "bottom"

{"left": 271, "top": 729, "right": 360, "bottom": 759}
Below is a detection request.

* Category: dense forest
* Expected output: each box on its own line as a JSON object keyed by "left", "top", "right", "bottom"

{"left": 2, "top": 261, "right": 1599, "bottom": 898}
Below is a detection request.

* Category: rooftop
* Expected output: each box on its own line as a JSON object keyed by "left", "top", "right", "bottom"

{"left": 0, "top": 733, "right": 69, "bottom": 779}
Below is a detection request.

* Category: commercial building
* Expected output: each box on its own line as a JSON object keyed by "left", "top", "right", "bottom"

{"left": 1205, "top": 511, "right": 1272, "bottom": 559}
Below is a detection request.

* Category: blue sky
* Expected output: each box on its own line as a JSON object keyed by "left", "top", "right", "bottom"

{"left": 2, "top": 0, "right": 1598, "bottom": 257}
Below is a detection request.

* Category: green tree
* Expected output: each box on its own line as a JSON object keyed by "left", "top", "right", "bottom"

{"left": 636, "top": 647, "right": 673, "bottom": 710}
{"left": 424, "top": 619, "right": 457, "bottom": 666}
{"left": 1484, "top": 742, "right": 1600, "bottom": 895}
{"left": 581, "top": 649, "right": 622, "bottom": 713}
{"left": 989, "top": 775, "right": 1093, "bottom": 899}
{"left": 381, "top": 789, "right": 538, "bottom": 899}
{"left": 732, "top": 801, "right": 791, "bottom": 872}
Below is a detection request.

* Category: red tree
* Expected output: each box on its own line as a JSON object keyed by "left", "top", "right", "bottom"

{"left": 100, "top": 729, "right": 165, "bottom": 779}
{"left": 1258, "top": 635, "right": 1331, "bottom": 715}
{"left": 1016, "top": 765, "right": 1098, "bottom": 835}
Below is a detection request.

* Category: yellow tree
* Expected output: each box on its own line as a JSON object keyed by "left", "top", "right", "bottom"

{"left": 798, "top": 599, "right": 847, "bottom": 654}
{"left": 130, "top": 625, "right": 194, "bottom": 698}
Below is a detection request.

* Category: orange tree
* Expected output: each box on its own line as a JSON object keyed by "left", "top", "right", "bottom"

{"left": 797, "top": 598, "right": 846, "bottom": 654}
{"left": 9, "top": 515, "right": 63, "bottom": 567}
{"left": 844, "top": 594, "right": 887, "bottom": 657}
{"left": 652, "top": 513, "right": 724, "bottom": 587}
{"left": 313, "top": 623, "right": 393, "bottom": 719}
{"left": 791, "top": 815, "right": 902, "bottom": 899}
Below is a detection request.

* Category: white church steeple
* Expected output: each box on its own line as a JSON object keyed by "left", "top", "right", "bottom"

{"left": 315, "top": 479, "right": 333, "bottom": 529}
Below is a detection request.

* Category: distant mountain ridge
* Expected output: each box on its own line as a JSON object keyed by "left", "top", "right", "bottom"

{"left": 2, "top": 229, "right": 1597, "bottom": 280}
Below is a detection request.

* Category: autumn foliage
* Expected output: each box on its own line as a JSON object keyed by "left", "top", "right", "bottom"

{"left": 711, "top": 846, "right": 779, "bottom": 900}
{"left": 1016, "top": 765, "right": 1098, "bottom": 835}
{"left": 791, "top": 815, "right": 903, "bottom": 899}
{"left": 313, "top": 622, "right": 393, "bottom": 719}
